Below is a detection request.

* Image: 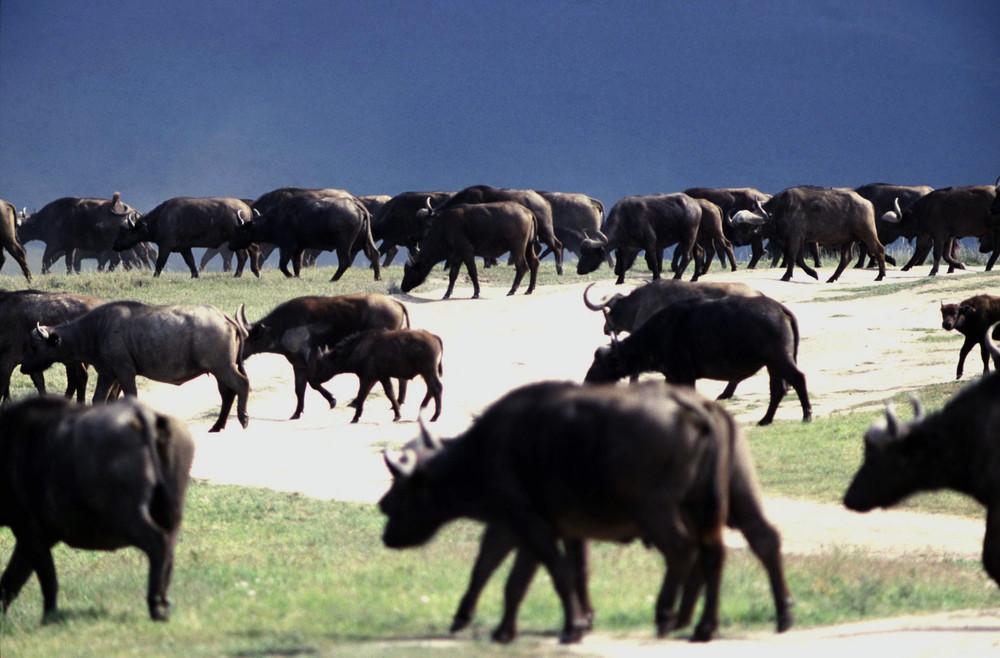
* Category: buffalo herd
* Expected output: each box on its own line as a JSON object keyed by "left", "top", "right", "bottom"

{"left": 0, "top": 176, "right": 999, "bottom": 644}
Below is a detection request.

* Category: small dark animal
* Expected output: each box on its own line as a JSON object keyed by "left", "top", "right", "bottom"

{"left": 307, "top": 328, "right": 443, "bottom": 423}
{"left": 844, "top": 324, "right": 1000, "bottom": 591}
{"left": 0, "top": 396, "right": 194, "bottom": 622}
{"left": 940, "top": 294, "right": 1000, "bottom": 379}
{"left": 0, "top": 199, "right": 32, "bottom": 281}
{"left": 379, "top": 380, "right": 790, "bottom": 644}
{"left": 584, "top": 295, "right": 811, "bottom": 426}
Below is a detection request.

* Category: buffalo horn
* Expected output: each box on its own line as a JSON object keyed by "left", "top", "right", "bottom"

{"left": 995, "top": 175, "right": 1000, "bottom": 189}
{"left": 884, "top": 402, "right": 900, "bottom": 439}
{"left": 908, "top": 394, "right": 925, "bottom": 422}
{"left": 893, "top": 197, "right": 903, "bottom": 220}
{"left": 582, "top": 282, "right": 608, "bottom": 311}
{"left": 34, "top": 322, "right": 49, "bottom": 340}
{"left": 383, "top": 447, "right": 417, "bottom": 479}
{"left": 253, "top": 208, "right": 261, "bottom": 217}
{"left": 986, "top": 321, "right": 1000, "bottom": 362}
{"left": 237, "top": 208, "right": 246, "bottom": 224}
{"left": 418, "top": 417, "right": 443, "bottom": 452}
{"left": 754, "top": 198, "right": 769, "bottom": 218}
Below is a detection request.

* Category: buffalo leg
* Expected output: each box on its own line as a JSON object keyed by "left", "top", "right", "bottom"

{"left": 351, "top": 378, "right": 377, "bottom": 423}
{"left": 309, "top": 382, "right": 338, "bottom": 408}
{"left": 211, "top": 366, "right": 250, "bottom": 431}
{"left": 956, "top": 335, "right": 978, "bottom": 379}
{"left": 464, "top": 255, "right": 481, "bottom": 299}
{"left": 733, "top": 510, "right": 794, "bottom": 632}
{"left": 453, "top": 524, "right": 519, "bottom": 634}
{"left": 378, "top": 378, "right": 402, "bottom": 421}
{"left": 525, "top": 244, "right": 539, "bottom": 294}
{"left": 27, "top": 541, "right": 60, "bottom": 622}
{"left": 716, "top": 380, "right": 741, "bottom": 400}
{"left": 210, "top": 382, "right": 237, "bottom": 432}
{"left": 153, "top": 248, "right": 171, "bottom": 277}
{"left": 982, "top": 505, "right": 1000, "bottom": 589}
{"left": 330, "top": 245, "right": 351, "bottom": 282}
{"left": 0, "top": 542, "right": 36, "bottom": 614}
{"left": 291, "top": 370, "right": 309, "bottom": 419}
{"left": 492, "top": 549, "right": 543, "bottom": 643}
{"left": 444, "top": 261, "right": 462, "bottom": 299}
{"left": 780, "top": 242, "right": 799, "bottom": 281}
{"left": 420, "top": 373, "right": 443, "bottom": 422}
{"left": 64, "top": 362, "right": 89, "bottom": 402}
{"left": 179, "top": 248, "right": 199, "bottom": 278}
{"left": 6, "top": 243, "right": 32, "bottom": 282}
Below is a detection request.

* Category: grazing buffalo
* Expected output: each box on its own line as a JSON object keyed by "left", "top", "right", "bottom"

{"left": 359, "top": 191, "right": 454, "bottom": 266}
{"left": 242, "top": 294, "right": 410, "bottom": 419}
{"left": 380, "top": 380, "right": 789, "bottom": 643}
{"left": 899, "top": 185, "right": 998, "bottom": 276}
{"left": 584, "top": 295, "right": 811, "bottom": 426}
{"left": 536, "top": 191, "right": 605, "bottom": 262}
{"left": 684, "top": 187, "right": 772, "bottom": 268}
{"left": 113, "top": 196, "right": 260, "bottom": 278}
{"left": 577, "top": 193, "right": 702, "bottom": 284}
{"left": 230, "top": 192, "right": 381, "bottom": 281}
{"left": 582, "top": 279, "right": 762, "bottom": 336}
{"left": 0, "top": 289, "right": 104, "bottom": 403}
{"left": 730, "top": 186, "right": 886, "bottom": 283}
{"left": 17, "top": 192, "right": 137, "bottom": 274}
{"left": 307, "top": 328, "right": 443, "bottom": 423}
{"left": 0, "top": 199, "right": 32, "bottom": 281}
{"left": 21, "top": 301, "right": 250, "bottom": 432}
{"left": 940, "top": 294, "right": 1000, "bottom": 378}
{"left": 853, "top": 183, "right": 933, "bottom": 268}
{"left": 401, "top": 201, "right": 539, "bottom": 299}
{"left": 844, "top": 325, "right": 1000, "bottom": 590}
{"left": 0, "top": 396, "right": 194, "bottom": 622}
{"left": 428, "top": 185, "right": 563, "bottom": 274}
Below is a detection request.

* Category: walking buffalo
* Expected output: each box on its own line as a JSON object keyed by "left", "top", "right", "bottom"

{"left": 899, "top": 185, "right": 998, "bottom": 276}
{"left": 21, "top": 301, "right": 250, "bottom": 432}
{"left": 684, "top": 187, "right": 772, "bottom": 269}
{"left": 307, "top": 328, "right": 443, "bottom": 423}
{"left": 844, "top": 324, "right": 1000, "bottom": 591}
{"left": 113, "top": 196, "right": 260, "bottom": 278}
{"left": 536, "top": 191, "right": 605, "bottom": 262}
{"left": 380, "top": 380, "right": 788, "bottom": 643}
{"left": 0, "top": 396, "right": 194, "bottom": 622}
{"left": 584, "top": 295, "right": 811, "bottom": 426}
{"left": 241, "top": 294, "right": 410, "bottom": 419}
{"left": 361, "top": 191, "right": 454, "bottom": 266}
{"left": 401, "top": 201, "right": 539, "bottom": 299}
{"left": 853, "top": 183, "right": 933, "bottom": 268}
{"left": 577, "top": 193, "right": 702, "bottom": 284}
{"left": 940, "top": 294, "right": 1000, "bottom": 378}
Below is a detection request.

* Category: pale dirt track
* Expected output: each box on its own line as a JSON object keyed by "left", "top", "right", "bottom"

{"left": 142, "top": 264, "right": 1000, "bottom": 655}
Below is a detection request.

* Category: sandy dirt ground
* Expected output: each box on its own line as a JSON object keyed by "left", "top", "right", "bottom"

{"left": 142, "top": 263, "right": 1000, "bottom": 655}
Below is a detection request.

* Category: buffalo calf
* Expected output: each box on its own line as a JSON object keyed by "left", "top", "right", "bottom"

{"left": 940, "top": 294, "right": 1000, "bottom": 379}
{"left": 308, "top": 328, "right": 443, "bottom": 423}
{"left": 0, "top": 396, "right": 194, "bottom": 622}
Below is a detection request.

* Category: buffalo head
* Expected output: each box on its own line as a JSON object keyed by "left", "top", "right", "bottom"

{"left": 576, "top": 230, "right": 609, "bottom": 275}
{"left": 582, "top": 283, "right": 626, "bottom": 335}
{"left": 400, "top": 251, "right": 435, "bottom": 294}
{"left": 112, "top": 213, "right": 147, "bottom": 251}
{"left": 583, "top": 343, "right": 629, "bottom": 384}
{"left": 21, "top": 324, "right": 63, "bottom": 375}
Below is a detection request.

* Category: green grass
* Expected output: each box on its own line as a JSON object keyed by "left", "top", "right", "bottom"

{"left": 1, "top": 260, "right": 999, "bottom": 654}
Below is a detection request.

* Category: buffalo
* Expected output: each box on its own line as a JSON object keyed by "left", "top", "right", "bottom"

{"left": 730, "top": 186, "right": 886, "bottom": 283}
{"left": 113, "top": 196, "right": 260, "bottom": 278}
{"left": 0, "top": 199, "right": 32, "bottom": 281}
{"left": 21, "top": 301, "right": 250, "bottom": 432}
{"left": 898, "top": 185, "right": 999, "bottom": 276}
{"left": 401, "top": 201, "right": 539, "bottom": 299}
{"left": 853, "top": 183, "right": 933, "bottom": 268}
{"left": 683, "top": 187, "right": 772, "bottom": 269}
{"left": 584, "top": 295, "right": 811, "bottom": 426}
{"left": 844, "top": 324, "right": 1000, "bottom": 591}
{"left": 17, "top": 192, "right": 137, "bottom": 275}
{"left": 360, "top": 191, "right": 454, "bottom": 266}
{"left": 307, "top": 328, "right": 443, "bottom": 423}
{"left": 940, "top": 294, "right": 1000, "bottom": 379}
{"left": 380, "top": 380, "right": 788, "bottom": 643}
{"left": 0, "top": 396, "right": 194, "bottom": 622}
{"left": 241, "top": 294, "right": 410, "bottom": 419}
{"left": 577, "top": 193, "right": 702, "bottom": 284}
{"left": 536, "top": 191, "right": 605, "bottom": 262}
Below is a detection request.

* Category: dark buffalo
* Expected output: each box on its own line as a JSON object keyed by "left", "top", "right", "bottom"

{"left": 401, "top": 201, "right": 539, "bottom": 299}
{"left": 684, "top": 187, "right": 772, "bottom": 268}
{"left": 448, "top": 391, "right": 793, "bottom": 641}
{"left": 844, "top": 325, "right": 1000, "bottom": 591}
{"left": 584, "top": 295, "right": 811, "bottom": 426}
{"left": 898, "top": 185, "right": 998, "bottom": 276}
{"left": 428, "top": 185, "right": 563, "bottom": 274}
{"left": 0, "top": 289, "right": 104, "bottom": 403}
{"left": 730, "top": 186, "right": 886, "bottom": 283}
{"left": 230, "top": 192, "right": 380, "bottom": 281}
{"left": 307, "top": 328, "right": 443, "bottom": 423}
{"left": 241, "top": 294, "right": 410, "bottom": 419}
{"left": 0, "top": 396, "right": 194, "bottom": 622}
{"left": 357, "top": 191, "right": 454, "bottom": 266}
{"left": 17, "top": 192, "right": 137, "bottom": 274}
{"left": 536, "top": 191, "right": 605, "bottom": 262}
{"left": 853, "top": 183, "right": 933, "bottom": 268}
{"left": 582, "top": 279, "right": 762, "bottom": 336}
{"left": 114, "top": 196, "right": 260, "bottom": 278}
{"left": 380, "top": 380, "right": 789, "bottom": 643}
{"left": 21, "top": 301, "right": 250, "bottom": 432}
{"left": 0, "top": 200, "right": 32, "bottom": 281}
{"left": 684, "top": 198, "right": 737, "bottom": 277}
{"left": 940, "top": 294, "right": 1000, "bottom": 379}
{"left": 577, "top": 193, "right": 702, "bottom": 284}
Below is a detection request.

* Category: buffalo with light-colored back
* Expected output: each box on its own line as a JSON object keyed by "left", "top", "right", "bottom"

{"left": 380, "top": 380, "right": 789, "bottom": 643}
{"left": 21, "top": 300, "right": 249, "bottom": 432}
{"left": 0, "top": 396, "right": 194, "bottom": 622}
{"left": 308, "top": 328, "right": 443, "bottom": 423}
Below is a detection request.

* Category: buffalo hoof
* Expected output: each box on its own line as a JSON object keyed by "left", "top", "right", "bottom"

{"left": 656, "top": 610, "right": 679, "bottom": 637}
{"left": 777, "top": 606, "right": 794, "bottom": 633}
{"left": 239, "top": 414, "right": 249, "bottom": 429}
{"left": 756, "top": 417, "right": 773, "bottom": 426}
{"left": 149, "top": 601, "right": 170, "bottom": 622}
{"left": 690, "top": 620, "right": 715, "bottom": 642}
{"left": 491, "top": 625, "right": 517, "bottom": 643}
{"left": 289, "top": 412, "right": 302, "bottom": 420}
{"left": 208, "top": 423, "right": 224, "bottom": 433}
{"left": 780, "top": 274, "right": 792, "bottom": 282}
{"left": 450, "top": 613, "right": 473, "bottom": 634}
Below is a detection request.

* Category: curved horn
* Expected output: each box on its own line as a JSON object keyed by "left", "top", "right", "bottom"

{"left": 884, "top": 402, "right": 900, "bottom": 439}
{"left": 418, "top": 417, "right": 443, "bottom": 452}
{"left": 34, "top": 322, "right": 49, "bottom": 340}
{"left": 424, "top": 196, "right": 434, "bottom": 212}
{"left": 908, "top": 394, "right": 925, "bottom": 422}
{"left": 986, "top": 321, "right": 1000, "bottom": 362}
{"left": 383, "top": 447, "right": 417, "bottom": 479}
{"left": 583, "top": 282, "right": 607, "bottom": 311}
{"left": 239, "top": 304, "right": 250, "bottom": 330}
{"left": 754, "top": 198, "right": 769, "bottom": 218}
{"left": 237, "top": 208, "right": 246, "bottom": 224}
